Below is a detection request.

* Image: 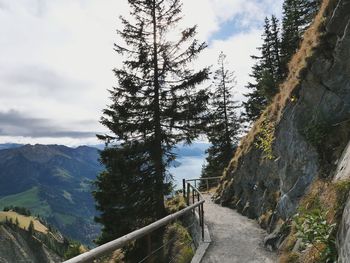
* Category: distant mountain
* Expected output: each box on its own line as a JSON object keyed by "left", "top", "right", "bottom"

{"left": 0, "top": 144, "right": 103, "bottom": 245}
{"left": 173, "top": 142, "right": 210, "bottom": 158}
{"left": 0, "top": 143, "right": 23, "bottom": 150}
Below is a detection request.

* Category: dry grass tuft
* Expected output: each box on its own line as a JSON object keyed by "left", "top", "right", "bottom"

{"left": 0, "top": 211, "right": 48, "bottom": 233}
{"left": 279, "top": 252, "right": 300, "bottom": 263}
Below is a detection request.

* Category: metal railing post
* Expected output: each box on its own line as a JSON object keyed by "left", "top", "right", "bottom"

{"left": 206, "top": 179, "right": 209, "bottom": 192}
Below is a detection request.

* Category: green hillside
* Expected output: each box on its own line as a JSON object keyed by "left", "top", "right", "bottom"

{"left": 0, "top": 187, "right": 51, "bottom": 216}
{"left": 0, "top": 144, "right": 103, "bottom": 245}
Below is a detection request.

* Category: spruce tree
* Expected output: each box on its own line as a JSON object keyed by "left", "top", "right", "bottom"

{"left": 243, "top": 17, "right": 282, "bottom": 121}
{"left": 201, "top": 52, "right": 240, "bottom": 184}
{"left": 94, "top": 0, "right": 209, "bottom": 245}
{"left": 28, "top": 220, "right": 34, "bottom": 235}
{"left": 280, "top": 0, "right": 320, "bottom": 75}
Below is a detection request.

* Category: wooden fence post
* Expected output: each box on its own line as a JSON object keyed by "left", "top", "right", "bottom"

{"left": 182, "top": 179, "right": 186, "bottom": 198}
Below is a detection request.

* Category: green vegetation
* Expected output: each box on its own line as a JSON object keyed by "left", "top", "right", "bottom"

{"left": 3, "top": 206, "right": 31, "bottom": 216}
{"left": 94, "top": 0, "right": 209, "bottom": 258}
{"left": 201, "top": 52, "right": 241, "bottom": 185}
{"left": 165, "top": 195, "right": 187, "bottom": 214}
{"left": 294, "top": 210, "right": 337, "bottom": 262}
{"left": 254, "top": 118, "right": 276, "bottom": 160}
{"left": 53, "top": 213, "right": 76, "bottom": 225}
{"left": 243, "top": 0, "right": 321, "bottom": 122}
{"left": 0, "top": 187, "right": 51, "bottom": 216}
{"left": 64, "top": 242, "right": 83, "bottom": 260}
{"left": 163, "top": 223, "right": 194, "bottom": 263}
{"left": 281, "top": 179, "right": 350, "bottom": 262}
{"left": 54, "top": 168, "right": 72, "bottom": 180}
{"left": 303, "top": 119, "right": 330, "bottom": 149}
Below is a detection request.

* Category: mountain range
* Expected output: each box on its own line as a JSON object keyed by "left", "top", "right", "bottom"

{"left": 0, "top": 142, "right": 209, "bottom": 246}
{"left": 0, "top": 144, "right": 103, "bottom": 245}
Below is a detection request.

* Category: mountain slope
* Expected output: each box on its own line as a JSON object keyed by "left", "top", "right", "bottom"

{"left": 0, "top": 144, "right": 103, "bottom": 245}
{"left": 215, "top": 0, "right": 350, "bottom": 261}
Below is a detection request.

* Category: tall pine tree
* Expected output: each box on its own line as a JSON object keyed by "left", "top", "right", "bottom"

{"left": 244, "top": 0, "right": 320, "bottom": 122}
{"left": 201, "top": 52, "right": 241, "bottom": 184}
{"left": 281, "top": 0, "right": 321, "bottom": 75}
{"left": 243, "top": 16, "right": 282, "bottom": 121}
{"left": 94, "top": 0, "right": 209, "bottom": 245}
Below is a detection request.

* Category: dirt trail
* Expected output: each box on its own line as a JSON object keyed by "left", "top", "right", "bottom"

{"left": 201, "top": 195, "right": 277, "bottom": 263}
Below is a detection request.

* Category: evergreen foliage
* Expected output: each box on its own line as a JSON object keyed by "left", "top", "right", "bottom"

{"left": 28, "top": 220, "right": 34, "bottom": 235}
{"left": 243, "top": 16, "right": 283, "bottom": 121}
{"left": 244, "top": 0, "right": 321, "bottom": 122}
{"left": 281, "top": 0, "right": 320, "bottom": 75}
{"left": 94, "top": 0, "right": 209, "bottom": 247}
{"left": 201, "top": 52, "right": 241, "bottom": 183}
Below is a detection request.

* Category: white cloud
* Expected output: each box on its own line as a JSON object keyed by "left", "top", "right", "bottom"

{"left": 0, "top": 0, "right": 282, "bottom": 145}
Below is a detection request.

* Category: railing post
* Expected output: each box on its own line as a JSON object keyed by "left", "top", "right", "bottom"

{"left": 201, "top": 203, "right": 205, "bottom": 241}
{"left": 147, "top": 234, "right": 153, "bottom": 263}
{"left": 192, "top": 187, "right": 195, "bottom": 205}
{"left": 182, "top": 179, "right": 186, "bottom": 198}
{"left": 194, "top": 179, "right": 197, "bottom": 189}
{"left": 186, "top": 183, "right": 190, "bottom": 206}
{"left": 197, "top": 192, "right": 200, "bottom": 216}
{"left": 206, "top": 179, "right": 209, "bottom": 192}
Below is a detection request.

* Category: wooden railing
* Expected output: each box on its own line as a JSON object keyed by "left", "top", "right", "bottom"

{"left": 183, "top": 176, "right": 221, "bottom": 193}
{"left": 64, "top": 179, "right": 212, "bottom": 263}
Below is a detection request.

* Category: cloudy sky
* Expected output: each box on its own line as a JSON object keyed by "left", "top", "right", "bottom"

{"left": 0, "top": 0, "right": 283, "bottom": 146}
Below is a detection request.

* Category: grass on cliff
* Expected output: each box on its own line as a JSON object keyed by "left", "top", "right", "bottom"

{"left": 0, "top": 211, "right": 48, "bottom": 233}
{"left": 163, "top": 222, "right": 194, "bottom": 263}
{"left": 217, "top": 0, "right": 337, "bottom": 193}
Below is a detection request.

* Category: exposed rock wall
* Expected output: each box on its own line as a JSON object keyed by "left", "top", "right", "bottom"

{"left": 0, "top": 224, "right": 61, "bottom": 263}
{"left": 336, "top": 142, "right": 350, "bottom": 263}
{"left": 216, "top": 0, "right": 350, "bottom": 258}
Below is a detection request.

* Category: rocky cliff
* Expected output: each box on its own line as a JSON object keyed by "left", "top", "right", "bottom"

{"left": 0, "top": 223, "right": 62, "bottom": 263}
{"left": 215, "top": 0, "right": 350, "bottom": 261}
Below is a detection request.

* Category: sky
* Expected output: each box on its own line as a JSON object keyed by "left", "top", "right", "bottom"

{"left": 0, "top": 0, "right": 283, "bottom": 146}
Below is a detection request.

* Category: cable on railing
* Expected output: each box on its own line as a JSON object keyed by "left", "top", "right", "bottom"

{"left": 64, "top": 180, "right": 207, "bottom": 263}
{"left": 168, "top": 238, "right": 195, "bottom": 263}
{"left": 136, "top": 220, "right": 196, "bottom": 263}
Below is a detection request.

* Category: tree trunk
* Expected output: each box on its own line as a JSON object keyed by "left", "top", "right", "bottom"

{"left": 152, "top": 0, "right": 166, "bottom": 219}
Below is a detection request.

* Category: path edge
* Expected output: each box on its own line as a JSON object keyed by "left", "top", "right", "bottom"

{"left": 191, "top": 212, "right": 211, "bottom": 263}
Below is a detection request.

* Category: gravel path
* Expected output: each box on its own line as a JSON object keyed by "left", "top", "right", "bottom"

{"left": 201, "top": 195, "right": 277, "bottom": 263}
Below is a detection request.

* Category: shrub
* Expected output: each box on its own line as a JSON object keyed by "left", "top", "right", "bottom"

{"left": 294, "top": 210, "right": 337, "bottom": 262}
{"left": 163, "top": 223, "right": 194, "bottom": 263}
{"left": 254, "top": 118, "right": 276, "bottom": 160}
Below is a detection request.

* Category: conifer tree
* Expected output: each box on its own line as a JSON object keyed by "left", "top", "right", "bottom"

{"left": 94, "top": 0, "right": 209, "bottom": 245}
{"left": 243, "top": 17, "right": 282, "bottom": 121}
{"left": 28, "top": 220, "right": 34, "bottom": 235}
{"left": 281, "top": 0, "right": 321, "bottom": 75}
{"left": 201, "top": 52, "right": 240, "bottom": 183}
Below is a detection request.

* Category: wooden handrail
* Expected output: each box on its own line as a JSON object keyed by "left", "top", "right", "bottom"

{"left": 185, "top": 176, "right": 222, "bottom": 182}
{"left": 184, "top": 177, "right": 221, "bottom": 194}
{"left": 64, "top": 185, "right": 205, "bottom": 263}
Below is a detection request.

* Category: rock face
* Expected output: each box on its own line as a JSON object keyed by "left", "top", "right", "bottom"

{"left": 336, "top": 142, "right": 350, "bottom": 262}
{"left": 216, "top": 0, "right": 350, "bottom": 259}
{"left": 0, "top": 224, "right": 62, "bottom": 263}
